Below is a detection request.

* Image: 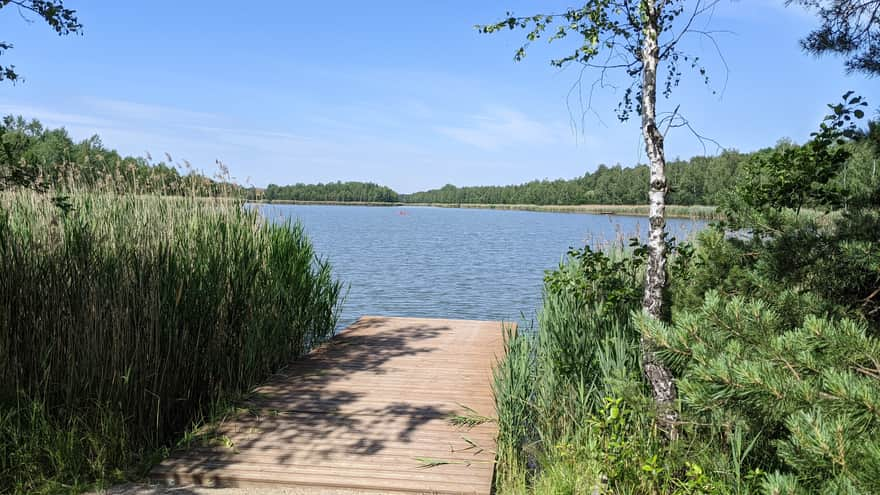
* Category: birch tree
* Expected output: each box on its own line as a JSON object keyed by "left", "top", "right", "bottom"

{"left": 480, "top": 0, "right": 723, "bottom": 437}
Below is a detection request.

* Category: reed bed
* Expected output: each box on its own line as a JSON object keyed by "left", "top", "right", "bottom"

{"left": 0, "top": 190, "right": 342, "bottom": 493}
{"left": 493, "top": 248, "right": 645, "bottom": 492}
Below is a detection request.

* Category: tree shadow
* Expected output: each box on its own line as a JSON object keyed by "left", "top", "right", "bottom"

{"left": 152, "top": 316, "right": 497, "bottom": 489}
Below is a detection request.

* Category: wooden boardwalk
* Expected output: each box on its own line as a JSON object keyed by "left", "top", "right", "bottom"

{"left": 152, "top": 316, "right": 508, "bottom": 494}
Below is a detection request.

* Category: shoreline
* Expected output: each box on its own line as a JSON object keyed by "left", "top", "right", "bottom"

{"left": 248, "top": 200, "right": 719, "bottom": 219}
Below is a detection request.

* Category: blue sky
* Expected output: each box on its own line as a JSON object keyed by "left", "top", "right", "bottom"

{"left": 1, "top": 1, "right": 878, "bottom": 192}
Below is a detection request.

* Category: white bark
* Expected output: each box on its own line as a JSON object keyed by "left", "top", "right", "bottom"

{"left": 640, "top": 0, "right": 679, "bottom": 439}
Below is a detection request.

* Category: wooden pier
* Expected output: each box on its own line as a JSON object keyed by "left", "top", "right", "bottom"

{"left": 152, "top": 316, "right": 508, "bottom": 494}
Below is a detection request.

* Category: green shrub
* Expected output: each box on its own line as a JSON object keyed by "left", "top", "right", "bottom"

{"left": 544, "top": 244, "right": 646, "bottom": 318}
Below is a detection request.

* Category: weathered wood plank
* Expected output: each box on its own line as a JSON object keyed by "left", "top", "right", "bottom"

{"left": 151, "top": 316, "right": 508, "bottom": 495}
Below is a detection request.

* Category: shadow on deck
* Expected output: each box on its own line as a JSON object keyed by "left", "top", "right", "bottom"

{"left": 151, "top": 316, "right": 507, "bottom": 495}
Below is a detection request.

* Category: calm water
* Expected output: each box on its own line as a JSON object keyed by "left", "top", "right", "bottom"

{"left": 254, "top": 204, "right": 706, "bottom": 328}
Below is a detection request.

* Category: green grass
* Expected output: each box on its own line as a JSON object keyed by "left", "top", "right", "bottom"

{"left": 0, "top": 190, "right": 343, "bottom": 494}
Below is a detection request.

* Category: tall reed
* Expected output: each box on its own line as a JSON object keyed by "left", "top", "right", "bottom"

{"left": 493, "top": 247, "right": 643, "bottom": 492}
{"left": 0, "top": 190, "right": 342, "bottom": 493}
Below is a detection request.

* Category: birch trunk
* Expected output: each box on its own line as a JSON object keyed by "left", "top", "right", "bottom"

{"left": 640, "top": 0, "right": 679, "bottom": 439}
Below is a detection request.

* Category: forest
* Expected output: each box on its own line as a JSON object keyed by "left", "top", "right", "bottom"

{"left": 402, "top": 150, "right": 748, "bottom": 205}
{"left": 263, "top": 181, "right": 399, "bottom": 203}
{"left": 259, "top": 151, "right": 747, "bottom": 205}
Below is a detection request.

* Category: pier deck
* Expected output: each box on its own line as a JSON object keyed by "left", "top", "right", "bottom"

{"left": 151, "top": 316, "right": 508, "bottom": 494}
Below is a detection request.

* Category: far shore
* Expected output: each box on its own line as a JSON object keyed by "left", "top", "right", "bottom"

{"left": 248, "top": 199, "right": 719, "bottom": 219}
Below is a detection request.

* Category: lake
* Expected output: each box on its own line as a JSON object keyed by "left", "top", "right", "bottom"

{"left": 254, "top": 204, "right": 707, "bottom": 328}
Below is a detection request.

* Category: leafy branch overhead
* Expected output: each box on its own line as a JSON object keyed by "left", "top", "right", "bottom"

{"left": 729, "top": 92, "right": 870, "bottom": 220}
{"left": 476, "top": 1, "right": 720, "bottom": 121}
{"left": 0, "top": 0, "right": 82, "bottom": 83}
{"left": 789, "top": 0, "right": 880, "bottom": 77}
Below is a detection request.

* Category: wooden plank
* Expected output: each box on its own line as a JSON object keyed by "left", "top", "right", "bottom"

{"left": 152, "top": 316, "right": 508, "bottom": 495}
{"left": 153, "top": 460, "right": 492, "bottom": 482}
{"left": 204, "top": 420, "right": 498, "bottom": 442}
{"left": 173, "top": 447, "right": 496, "bottom": 465}
{"left": 155, "top": 470, "right": 489, "bottom": 495}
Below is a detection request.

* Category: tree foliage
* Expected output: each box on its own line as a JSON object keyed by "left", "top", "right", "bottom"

{"left": 791, "top": 0, "right": 880, "bottom": 77}
{"left": 0, "top": 0, "right": 82, "bottom": 83}
{"left": 649, "top": 97, "right": 880, "bottom": 490}
{"left": 728, "top": 92, "right": 870, "bottom": 221}
{"left": 264, "top": 181, "right": 399, "bottom": 203}
{"left": 477, "top": 1, "right": 716, "bottom": 121}
{"left": 403, "top": 151, "right": 746, "bottom": 206}
{"left": 672, "top": 98, "right": 880, "bottom": 326}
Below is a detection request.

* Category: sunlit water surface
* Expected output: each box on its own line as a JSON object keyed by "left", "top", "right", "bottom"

{"left": 254, "top": 204, "right": 706, "bottom": 329}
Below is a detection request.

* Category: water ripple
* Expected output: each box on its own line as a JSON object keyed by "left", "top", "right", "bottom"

{"left": 255, "top": 205, "right": 706, "bottom": 329}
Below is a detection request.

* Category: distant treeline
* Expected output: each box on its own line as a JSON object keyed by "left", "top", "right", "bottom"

{"left": 264, "top": 181, "right": 399, "bottom": 203}
{"left": 264, "top": 131, "right": 879, "bottom": 206}
{"left": 262, "top": 150, "right": 748, "bottom": 205}
{"left": 402, "top": 152, "right": 745, "bottom": 206}
{"left": 0, "top": 115, "right": 243, "bottom": 196}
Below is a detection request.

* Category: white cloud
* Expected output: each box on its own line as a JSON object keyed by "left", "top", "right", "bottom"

{"left": 0, "top": 104, "right": 116, "bottom": 129}
{"left": 436, "top": 106, "right": 573, "bottom": 151}
{"left": 83, "top": 97, "right": 223, "bottom": 126}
